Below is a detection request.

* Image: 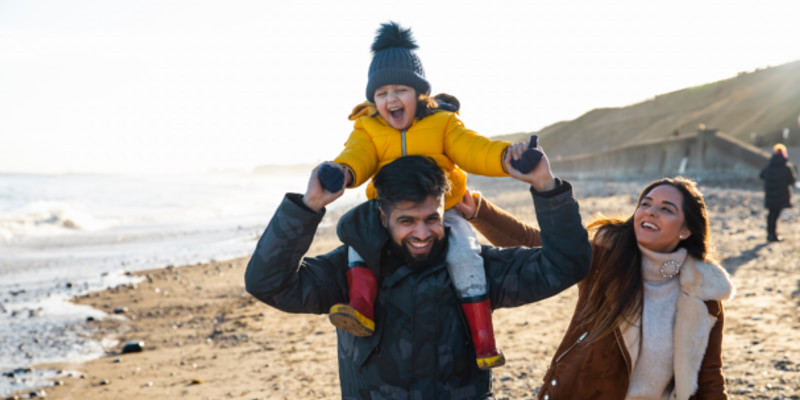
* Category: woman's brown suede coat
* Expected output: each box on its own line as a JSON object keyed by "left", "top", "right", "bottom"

{"left": 536, "top": 282, "right": 728, "bottom": 400}
{"left": 465, "top": 191, "right": 542, "bottom": 248}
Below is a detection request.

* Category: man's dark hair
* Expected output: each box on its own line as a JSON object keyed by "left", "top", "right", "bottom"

{"left": 373, "top": 156, "right": 450, "bottom": 213}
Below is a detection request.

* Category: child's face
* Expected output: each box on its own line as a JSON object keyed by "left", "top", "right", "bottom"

{"left": 374, "top": 84, "right": 417, "bottom": 130}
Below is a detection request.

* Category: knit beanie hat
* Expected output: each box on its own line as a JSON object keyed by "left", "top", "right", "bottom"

{"left": 365, "top": 22, "right": 430, "bottom": 103}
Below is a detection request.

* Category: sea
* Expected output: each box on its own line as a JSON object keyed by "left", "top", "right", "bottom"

{"left": 0, "top": 170, "right": 363, "bottom": 396}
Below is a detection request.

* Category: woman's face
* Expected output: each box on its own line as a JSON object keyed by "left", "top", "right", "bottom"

{"left": 633, "top": 184, "right": 691, "bottom": 253}
{"left": 374, "top": 84, "right": 417, "bottom": 130}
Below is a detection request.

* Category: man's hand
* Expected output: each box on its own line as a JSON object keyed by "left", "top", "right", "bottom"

{"left": 304, "top": 162, "right": 346, "bottom": 212}
{"left": 504, "top": 141, "right": 556, "bottom": 192}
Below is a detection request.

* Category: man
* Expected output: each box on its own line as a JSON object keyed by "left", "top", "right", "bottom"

{"left": 245, "top": 151, "right": 591, "bottom": 399}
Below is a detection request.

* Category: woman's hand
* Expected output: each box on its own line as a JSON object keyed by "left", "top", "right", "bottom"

{"left": 454, "top": 189, "right": 479, "bottom": 219}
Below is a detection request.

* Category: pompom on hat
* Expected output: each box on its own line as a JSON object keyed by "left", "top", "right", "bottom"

{"left": 365, "top": 22, "right": 430, "bottom": 103}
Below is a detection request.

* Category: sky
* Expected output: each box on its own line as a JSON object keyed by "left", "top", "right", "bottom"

{"left": 1, "top": 1, "right": 798, "bottom": 175}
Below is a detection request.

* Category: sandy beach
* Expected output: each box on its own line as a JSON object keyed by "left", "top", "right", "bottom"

{"left": 6, "top": 175, "right": 799, "bottom": 400}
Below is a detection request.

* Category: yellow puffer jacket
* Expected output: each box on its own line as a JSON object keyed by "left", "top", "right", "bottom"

{"left": 334, "top": 102, "right": 510, "bottom": 210}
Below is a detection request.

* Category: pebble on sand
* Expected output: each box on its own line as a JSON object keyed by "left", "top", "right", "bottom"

{"left": 121, "top": 341, "right": 144, "bottom": 354}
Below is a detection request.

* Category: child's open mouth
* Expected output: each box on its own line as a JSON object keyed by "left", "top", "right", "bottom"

{"left": 390, "top": 107, "right": 405, "bottom": 121}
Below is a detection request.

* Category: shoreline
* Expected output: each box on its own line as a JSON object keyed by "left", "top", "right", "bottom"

{"left": 6, "top": 178, "right": 800, "bottom": 399}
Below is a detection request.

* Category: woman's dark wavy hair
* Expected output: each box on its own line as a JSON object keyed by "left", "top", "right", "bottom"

{"left": 576, "top": 176, "right": 715, "bottom": 342}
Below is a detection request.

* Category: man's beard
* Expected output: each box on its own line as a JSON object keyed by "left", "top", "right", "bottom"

{"left": 390, "top": 236, "right": 447, "bottom": 271}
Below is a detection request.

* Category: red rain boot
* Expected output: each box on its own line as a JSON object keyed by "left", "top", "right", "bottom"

{"left": 329, "top": 266, "right": 377, "bottom": 337}
{"left": 461, "top": 299, "right": 505, "bottom": 370}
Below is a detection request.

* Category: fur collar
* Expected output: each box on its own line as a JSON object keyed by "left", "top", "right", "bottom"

{"left": 622, "top": 256, "right": 735, "bottom": 399}
{"left": 679, "top": 257, "right": 735, "bottom": 302}
{"left": 673, "top": 257, "right": 734, "bottom": 399}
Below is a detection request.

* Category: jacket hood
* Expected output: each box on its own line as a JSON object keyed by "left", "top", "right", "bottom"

{"left": 348, "top": 93, "right": 460, "bottom": 121}
{"left": 349, "top": 102, "right": 377, "bottom": 120}
{"left": 769, "top": 152, "right": 788, "bottom": 166}
{"left": 336, "top": 200, "right": 388, "bottom": 269}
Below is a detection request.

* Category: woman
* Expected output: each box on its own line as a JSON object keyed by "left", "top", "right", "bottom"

{"left": 759, "top": 143, "right": 796, "bottom": 242}
{"left": 461, "top": 177, "right": 735, "bottom": 399}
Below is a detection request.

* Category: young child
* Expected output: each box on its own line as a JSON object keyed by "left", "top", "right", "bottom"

{"left": 321, "top": 21, "right": 533, "bottom": 370}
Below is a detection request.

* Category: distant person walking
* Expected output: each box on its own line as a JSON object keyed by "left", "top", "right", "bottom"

{"left": 759, "top": 143, "right": 797, "bottom": 242}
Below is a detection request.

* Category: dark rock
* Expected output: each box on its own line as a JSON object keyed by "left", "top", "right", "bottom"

{"left": 121, "top": 340, "right": 144, "bottom": 354}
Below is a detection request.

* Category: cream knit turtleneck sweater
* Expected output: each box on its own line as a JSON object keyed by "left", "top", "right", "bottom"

{"left": 625, "top": 245, "right": 688, "bottom": 400}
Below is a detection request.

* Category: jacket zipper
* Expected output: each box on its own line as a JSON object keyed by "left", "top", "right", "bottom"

{"left": 555, "top": 331, "right": 588, "bottom": 363}
{"left": 401, "top": 129, "right": 407, "bottom": 156}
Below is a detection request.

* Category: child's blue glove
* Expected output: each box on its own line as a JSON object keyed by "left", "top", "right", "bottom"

{"left": 318, "top": 164, "right": 345, "bottom": 192}
{"left": 510, "top": 135, "right": 543, "bottom": 174}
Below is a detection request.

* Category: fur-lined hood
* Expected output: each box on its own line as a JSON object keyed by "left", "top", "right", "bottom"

{"left": 347, "top": 93, "right": 460, "bottom": 120}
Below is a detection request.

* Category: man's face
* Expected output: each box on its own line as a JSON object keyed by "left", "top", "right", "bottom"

{"left": 380, "top": 195, "right": 445, "bottom": 265}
